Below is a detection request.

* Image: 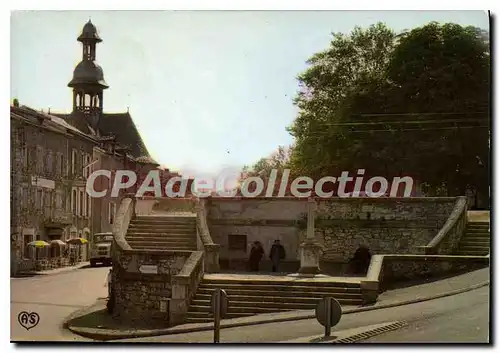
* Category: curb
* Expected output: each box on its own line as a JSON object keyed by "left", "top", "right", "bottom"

{"left": 12, "top": 262, "right": 92, "bottom": 279}
{"left": 65, "top": 280, "right": 489, "bottom": 341}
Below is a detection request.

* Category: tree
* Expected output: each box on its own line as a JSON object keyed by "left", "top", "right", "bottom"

{"left": 287, "top": 21, "right": 490, "bottom": 202}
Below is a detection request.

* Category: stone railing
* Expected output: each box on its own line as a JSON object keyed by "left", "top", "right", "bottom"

{"left": 360, "top": 253, "right": 489, "bottom": 304}
{"left": 170, "top": 251, "right": 205, "bottom": 325}
{"left": 112, "top": 195, "right": 206, "bottom": 326}
{"left": 195, "top": 198, "right": 220, "bottom": 273}
{"left": 112, "top": 194, "right": 136, "bottom": 252}
{"left": 420, "top": 196, "right": 468, "bottom": 255}
{"left": 152, "top": 197, "right": 197, "bottom": 214}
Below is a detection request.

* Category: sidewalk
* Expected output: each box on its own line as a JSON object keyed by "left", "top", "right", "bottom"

{"left": 12, "top": 262, "right": 91, "bottom": 278}
{"left": 65, "top": 266, "right": 489, "bottom": 341}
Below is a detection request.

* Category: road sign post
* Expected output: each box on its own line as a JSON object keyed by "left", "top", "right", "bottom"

{"left": 211, "top": 288, "right": 228, "bottom": 343}
{"left": 315, "top": 297, "right": 342, "bottom": 338}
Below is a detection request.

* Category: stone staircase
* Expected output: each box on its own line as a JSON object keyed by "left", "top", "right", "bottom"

{"left": 125, "top": 215, "right": 197, "bottom": 251}
{"left": 455, "top": 221, "right": 490, "bottom": 256}
{"left": 185, "top": 277, "right": 363, "bottom": 323}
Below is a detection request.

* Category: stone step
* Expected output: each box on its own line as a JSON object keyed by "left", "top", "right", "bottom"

{"left": 128, "top": 226, "right": 196, "bottom": 232}
{"left": 455, "top": 250, "right": 489, "bottom": 256}
{"left": 197, "top": 286, "right": 361, "bottom": 297}
{"left": 129, "top": 245, "right": 196, "bottom": 251}
{"left": 194, "top": 292, "right": 361, "bottom": 302}
{"left": 466, "top": 225, "right": 490, "bottom": 230}
{"left": 126, "top": 240, "right": 196, "bottom": 247}
{"left": 132, "top": 218, "right": 196, "bottom": 225}
{"left": 184, "top": 311, "right": 255, "bottom": 320}
{"left": 190, "top": 297, "right": 361, "bottom": 309}
{"left": 127, "top": 231, "right": 196, "bottom": 237}
{"left": 201, "top": 280, "right": 360, "bottom": 289}
{"left": 188, "top": 304, "right": 293, "bottom": 314}
{"left": 126, "top": 236, "right": 195, "bottom": 243}
{"left": 464, "top": 236, "right": 490, "bottom": 241}
{"left": 460, "top": 238, "right": 490, "bottom": 244}
{"left": 466, "top": 229, "right": 490, "bottom": 234}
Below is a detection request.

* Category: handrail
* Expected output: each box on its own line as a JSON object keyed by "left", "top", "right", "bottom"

{"left": 424, "top": 196, "right": 468, "bottom": 254}
{"left": 195, "top": 198, "right": 216, "bottom": 246}
{"left": 112, "top": 196, "right": 135, "bottom": 252}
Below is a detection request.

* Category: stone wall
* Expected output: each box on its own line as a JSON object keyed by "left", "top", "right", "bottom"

{"left": 206, "top": 197, "right": 458, "bottom": 265}
{"left": 112, "top": 249, "right": 192, "bottom": 325}
{"left": 207, "top": 198, "right": 307, "bottom": 262}
{"left": 315, "top": 198, "right": 457, "bottom": 262}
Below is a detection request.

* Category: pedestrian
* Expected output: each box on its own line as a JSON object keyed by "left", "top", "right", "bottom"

{"left": 270, "top": 239, "right": 286, "bottom": 272}
{"left": 105, "top": 269, "right": 115, "bottom": 314}
{"left": 350, "top": 245, "right": 371, "bottom": 275}
{"left": 248, "top": 241, "right": 264, "bottom": 272}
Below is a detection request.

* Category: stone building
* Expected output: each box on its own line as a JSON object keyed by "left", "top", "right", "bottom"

{"left": 10, "top": 104, "right": 97, "bottom": 274}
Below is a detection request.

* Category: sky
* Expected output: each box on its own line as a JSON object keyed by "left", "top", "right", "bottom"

{"left": 10, "top": 10, "right": 489, "bottom": 178}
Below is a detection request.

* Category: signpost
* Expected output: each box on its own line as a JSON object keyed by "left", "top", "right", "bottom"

{"left": 315, "top": 297, "right": 342, "bottom": 338}
{"left": 211, "top": 288, "right": 228, "bottom": 343}
{"left": 139, "top": 265, "right": 158, "bottom": 274}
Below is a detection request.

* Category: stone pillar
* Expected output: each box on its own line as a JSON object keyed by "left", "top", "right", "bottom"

{"left": 124, "top": 193, "right": 137, "bottom": 217}
{"left": 169, "top": 276, "right": 190, "bottom": 325}
{"left": 204, "top": 244, "right": 221, "bottom": 273}
{"left": 298, "top": 198, "right": 322, "bottom": 274}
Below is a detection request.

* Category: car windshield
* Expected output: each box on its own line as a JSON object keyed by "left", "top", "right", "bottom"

{"left": 94, "top": 234, "right": 113, "bottom": 243}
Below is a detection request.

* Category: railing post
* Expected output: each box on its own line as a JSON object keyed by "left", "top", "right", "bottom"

{"left": 125, "top": 193, "right": 136, "bottom": 217}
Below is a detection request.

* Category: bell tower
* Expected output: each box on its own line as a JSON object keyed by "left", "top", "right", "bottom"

{"left": 68, "top": 20, "right": 109, "bottom": 131}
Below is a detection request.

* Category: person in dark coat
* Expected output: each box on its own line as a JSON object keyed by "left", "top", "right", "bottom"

{"left": 350, "top": 245, "right": 371, "bottom": 275}
{"left": 248, "top": 241, "right": 264, "bottom": 272}
{"left": 270, "top": 240, "right": 286, "bottom": 272}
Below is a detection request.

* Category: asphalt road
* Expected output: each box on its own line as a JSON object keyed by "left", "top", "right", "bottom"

{"left": 11, "top": 265, "right": 109, "bottom": 342}
{"left": 123, "top": 285, "right": 490, "bottom": 343}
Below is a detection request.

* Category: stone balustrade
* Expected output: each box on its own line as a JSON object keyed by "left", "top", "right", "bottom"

{"left": 360, "top": 253, "right": 489, "bottom": 304}
{"left": 421, "top": 196, "right": 468, "bottom": 255}
{"left": 195, "top": 198, "right": 220, "bottom": 273}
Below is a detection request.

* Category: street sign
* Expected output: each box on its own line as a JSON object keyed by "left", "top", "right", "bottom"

{"left": 211, "top": 289, "right": 229, "bottom": 318}
{"left": 139, "top": 265, "right": 158, "bottom": 274}
{"left": 315, "top": 297, "right": 342, "bottom": 337}
{"left": 211, "top": 288, "right": 229, "bottom": 343}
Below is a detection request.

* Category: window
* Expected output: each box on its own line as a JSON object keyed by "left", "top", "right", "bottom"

{"left": 109, "top": 203, "right": 115, "bottom": 224}
{"left": 36, "top": 189, "right": 43, "bottom": 210}
{"left": 60, "top": 154, "right": 65, "bottom": 177}
{"left": 79, "top": 190, "right": 84, "bottom": 216}
{"left": 86, "top": 194, "right": 90, "bottom": 217}
{"left": 55, "top": 190, "right": 63, "bottom": 209}
{"left": 36, "top": 147, "right": 44, "bottom": 174}
{"left": 72, "top": 189, "right": 77, "bottom": 214}
{"left": 23, "top": 234, "right": 33, "bottom": 259}
{"left": 22, "top": 188, "right": 28, "bottom": 209}
{"left": 72, "top": 149, "right": 77, "bottom": 175}
{"left": 228, "top": 234, "right": 247, "bottom": 252}
{"left": 45, "top": 151, "right": 53, "bottom": 175}
{"left": 22, "top": 146, "right": 28, "bottom": 170}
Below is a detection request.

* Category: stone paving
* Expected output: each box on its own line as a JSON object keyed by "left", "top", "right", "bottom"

{"left": 204, "top": 272, "right": 362, "bottom": 284}
{"left": 467, "top": 210, "right": 490, "bottom": 223}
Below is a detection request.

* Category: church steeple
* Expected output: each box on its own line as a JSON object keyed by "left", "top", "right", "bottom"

{"left": 68, "top": 20, "right": 108, "bottom": 130}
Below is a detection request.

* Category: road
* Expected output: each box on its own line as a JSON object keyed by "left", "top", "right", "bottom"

{"left": 10, "top": 266, "right": 490, "bottom": 343}
{"left": 11, "top": 266, "right": 109, "bottom": 342}
{"left": 123, "top": 285, "right": 490, "bottom": 343}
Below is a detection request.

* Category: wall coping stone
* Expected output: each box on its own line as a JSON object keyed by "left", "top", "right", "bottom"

{"left": 425, "top": 196, "right": 467, "bottom": 252}
{"left": 206, "top": 196, "right": 459, "bottom": 203}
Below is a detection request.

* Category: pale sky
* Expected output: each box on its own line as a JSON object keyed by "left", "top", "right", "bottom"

{"left": 11, "top": 10, "right": 489, "bottom": 177}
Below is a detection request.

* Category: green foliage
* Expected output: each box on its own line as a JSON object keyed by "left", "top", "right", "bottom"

{"left": 286, "top": 21, "right": 489, "bottom": 198}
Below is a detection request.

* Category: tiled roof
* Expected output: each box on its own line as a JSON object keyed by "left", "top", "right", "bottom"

{"left": 53, "top": 111, "right": 150, "bottom": 158}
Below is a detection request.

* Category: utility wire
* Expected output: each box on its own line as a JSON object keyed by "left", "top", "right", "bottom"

{"left": 297, "top": 125, "right": 489, "bottom": 135}
{"left": 308, "top": 118, "right": 489, "bottom": 127}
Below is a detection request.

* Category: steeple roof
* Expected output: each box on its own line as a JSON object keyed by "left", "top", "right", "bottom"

{"left": 78, "top": 20, "right": 102, "bottom": 43}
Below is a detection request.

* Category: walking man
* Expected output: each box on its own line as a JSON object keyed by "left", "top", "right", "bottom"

{"left": 248, "top": 241, "right": 264, "bottom": 272}
{"left": 270, "top": 239, "right": 286, "bottom": 272}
